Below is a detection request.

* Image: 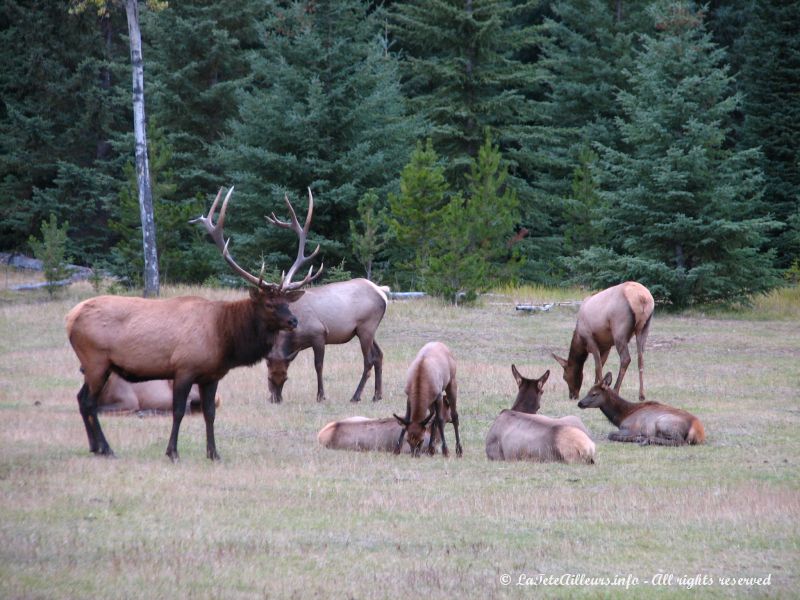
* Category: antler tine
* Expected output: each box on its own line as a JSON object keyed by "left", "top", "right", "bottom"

{"left": 192, "top": 186, "right": 277, "bottom": 290}
{"left": 267, "top": 190, "right": 322, "bottom": 291}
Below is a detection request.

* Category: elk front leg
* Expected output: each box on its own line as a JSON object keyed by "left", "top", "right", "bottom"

{"left": 200, "top": 381, "right": 220, "bottom": 461}
{"left": 608, "top": 429, "right": 646, "bottom": 444}
{"left": 313, "top": 344, "right": 326, "bottom": 402}
{"left": 165, "top": 378, "right": 193, "bottom": 462}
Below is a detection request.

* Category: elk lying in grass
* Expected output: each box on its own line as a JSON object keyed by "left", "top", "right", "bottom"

{"left": 97, "top": 373, "right": 221, "bottom": 415}
{"left": 266, "top": 278, "right": 387, "bottom": 403}
{"left": 394, "top": 342, "right": 462, "bottom": 457}
{"left": 485, "top": 366, "right": 595, "bottom": 463}
{"left": 553, "top": 281, "right": 654, "bottom": 401}
{"left": 578, "top": 372, "right": 705, "bottom": 446}
{"left": 66, "top": 187, "right": 321, "bottom": 460}
{"left": 317, "top": 416, "right": 434, "bottom": 453}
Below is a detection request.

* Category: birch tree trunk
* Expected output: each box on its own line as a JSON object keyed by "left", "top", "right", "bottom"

{"left": 125, "top": 0, "right": 159, "bottom": 297}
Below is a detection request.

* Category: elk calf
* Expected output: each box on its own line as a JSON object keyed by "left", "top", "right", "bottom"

{"left": 267, "top": 278, "right": 387, "bottom": 403}
{"left": 394, "top": 342, "right": 462, "bottom": 457}
{"left": 578, "top": 372, "right": 705, "bottom": 446}
{"left": 553, "top": 281, "right": 654, "bottom": 401}
{"left": 485, "top": 366, "right": 595, "bottom": 464}
{"left": 317, "top": 416, "right": 433, "bottom": 453}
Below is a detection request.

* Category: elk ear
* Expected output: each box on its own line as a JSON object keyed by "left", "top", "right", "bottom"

{"left": 538, "top": 369, "right": 550, "bottom": 390}
{"left": 420, "top": 412, "right": 434, "bottom": 427}
{"left": 283, "top": 289, "right": 305, "bottom": 303}
{"left": 552, "top": 353, "right": 568, "bottom": 369}
{"left": 511, "top": 364, "right": 523, "bottom": 386}
{"left": 393, "top": 413, "right": 409, "bottom": 427}
{"left": 286, "top": 349, "right": 301, "bottom": 362}
{"left": 602, "top": 372, "right": 613, "bottom": 387}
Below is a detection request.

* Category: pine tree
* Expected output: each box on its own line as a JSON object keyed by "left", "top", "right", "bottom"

{"left": 569, "top": 1, "right": 779, "bottom": 307}
{"left": 214, "top": 0, "right": 420, "bottom": 277}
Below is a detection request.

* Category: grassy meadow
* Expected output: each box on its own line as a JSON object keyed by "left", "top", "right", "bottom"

{"left": 0, "top": 277, "right": 798, "bottom": 599}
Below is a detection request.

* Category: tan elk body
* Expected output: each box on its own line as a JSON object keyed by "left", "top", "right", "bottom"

{"left": 317, "top": 416, "right": 433, "bottom": 453}
{"left": 66, "top": 187, "right": 321, "bottom": 460}
{"left": 553, "top": 281, "right": 654, "bottom": 400}
{"left": 578, "top": 372, "right": 705, "bottom": 446}
{"left": 97, "top": 373, "right": 219, "bottom": 414}
{"left": 267, "top": 278, "right": 387, "bottom": 403}
{"left": 394, "top": 342, "right": 462, "bottom": 457}
{"left": 485, "top": 366, "right": 595, "bottom": 464}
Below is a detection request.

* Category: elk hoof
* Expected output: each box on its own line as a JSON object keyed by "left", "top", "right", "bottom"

{"left": 349, "top": 396, "right": 361, "bottom": 403}
{"left": 371, "top": 395, "right": 382, "bottom": 402}
{"left": 441, "top": 447, "right": 450, "bottom": 458}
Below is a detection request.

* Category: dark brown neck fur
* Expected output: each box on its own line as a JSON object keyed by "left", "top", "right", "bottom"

{"left": 597, "top": 387, "right": 642, "bottom": 427}
{"left": 219, "top": 298, "right": 278, "bottom": 371}
{"left": 568, "top": 329, "right": 588, "bottom": 370}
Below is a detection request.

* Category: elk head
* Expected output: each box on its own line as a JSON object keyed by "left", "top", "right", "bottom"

{"left": 393, "top": 412, "right": 434, "bottom": 457}
{"left": 510, "top": 365, "right": 549, "bottom": 414}
{"left": 552, "top": 353, "right": 583, "bottom": 400}
{"left": 577, "top": 372, "right": 613, "bottom": 409}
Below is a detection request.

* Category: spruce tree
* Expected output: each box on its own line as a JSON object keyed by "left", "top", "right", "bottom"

{"left": 570, "top": 1, "right": 779, "bottom": 307}
{"left": 736, "top": 1, "right": 800, "bottom": 270}
{"left": 214, "top": 0, "right": 420, "bottom": 276}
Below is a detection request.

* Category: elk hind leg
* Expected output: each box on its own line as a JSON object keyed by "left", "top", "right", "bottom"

{"left": 445, "top": 380, "right": 462, "bottom": 457}
{"left": 635, "top": 316, "right": 652, "bottom": 401}
{"left": 370, "top": 341, "right": 383, "bottom": 402}
{"left": 78, "top": 368, "right": 114, "bottom": 456}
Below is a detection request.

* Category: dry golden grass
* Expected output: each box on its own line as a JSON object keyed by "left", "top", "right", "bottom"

{"left": 0, "top": 280, "right": 798, "bottom": 599}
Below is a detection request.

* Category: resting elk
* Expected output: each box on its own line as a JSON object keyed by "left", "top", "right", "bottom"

{"left": 65, "top": 186, "right": 321, "bottom": 460}
{"left": 266, "top": 278, "right": 387, "bottom": 403}
{"left": 578, "top": 372, "right": 705, "bottom": 446}
{"left": 97, "top": 373, "right": 220, "bottom": 415}
{"left": 485, "top": 366, "right": 596, "bottom": 464}
{"left": 317, "top": 416, "right": 433, "bottom": 453}
{"left": 553, "top": 281, "right": 654, "bottom": 401}
{"left": 393, "top": 341, "right": 462, "bottom": 458}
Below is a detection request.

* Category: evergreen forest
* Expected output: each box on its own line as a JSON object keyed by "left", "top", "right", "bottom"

{"left": 2, "top": 0, "right": 798, "bottom": 307}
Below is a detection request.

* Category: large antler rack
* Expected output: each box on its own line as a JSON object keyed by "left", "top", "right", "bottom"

{"left": 190, "top": 187, "right": 277, "bottom": 291}
{"left": 266, "top": 188, "right": 324, "bottom": 291}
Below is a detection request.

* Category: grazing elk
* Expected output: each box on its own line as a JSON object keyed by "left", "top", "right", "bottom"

{"left": 553, "top": 281, "right": 654, "bottom": 401}
{"left": 485, "top": 366, "right": 595, "bottom": 463}
{"left": 65, "top": 187, "right": 322, "bottom": 460}
{"left": 266, "top": 278, "right": 387, "bottom": 403}
{"left": 317, "top": 416, "right": 433, "bottom": 453}
{"left": 578, "top": 372, "right": 705, "bottom": 446}
{"left": 393, "top": 341, "right": 462, "bottom": 458}
{"left": 97, "top": 373, "right": 220, "bottom": 415}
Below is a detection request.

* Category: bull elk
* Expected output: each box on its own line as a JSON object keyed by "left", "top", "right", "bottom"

{"left": 266, "top": 278, "right": 387, "bottom": 403}
{"left": 578, "top": 372, "right": 705, "bottom": 446}
{"left": 393, "top": 341, "right": 462, "bottom": 458}
{"left": 317, "top": 416, "right": 433, "bottom": 453}
{"left": 553, "top": 281, "right": 654, "bottom": 401}
{"left": 485, "top": 366, "right": 595, "bottom": 463}
{"left": 97, "top": 373, "right": 220, "bottom": 415}
{"left": 65, "top": 186, "right": 322, "bottom": 461}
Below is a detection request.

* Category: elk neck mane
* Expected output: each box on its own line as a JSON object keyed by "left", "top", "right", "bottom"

{"left": 218, "top": 296, "right": 279, "bottom": 369}
{"left": 568, "top": 329, "right": 588, "bottom": 368}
